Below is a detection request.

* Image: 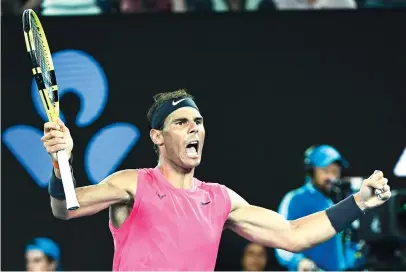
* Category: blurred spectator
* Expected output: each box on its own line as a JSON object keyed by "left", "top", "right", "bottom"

{"left": 119, "top": 0, "right": 173, "bottom": 13}
{"left": 119, "top": 0, "right": 215, "bottom": 13}
{"left": 363, "top": 0, "right": 406, "bottom": 7}
{"left": 259, "top": 0, "right": 357, "bottom": 9}
{"left": 15, "top": 0, "right": 104, "bottom": 16}
{"left": 241, "top": 242, "right": 268, "bottom": 271}
{"left": 4, "top": 0, "right": 406, "bottom": 15}
{"left": 211, "top": 0, "right": 264, "bottom": 11}
{"left": 25, "top": 237, "right": 61, "bottom": 271}
{"left": 184, "top": 0, "right": 213, "bottom": 11}
{"left": 274, "top": 145, "right": 366, "bottom": 271}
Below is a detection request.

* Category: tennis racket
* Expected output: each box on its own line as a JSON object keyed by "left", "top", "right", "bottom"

{"left": 22, "top": 9, "right": 80, "bottom": 210}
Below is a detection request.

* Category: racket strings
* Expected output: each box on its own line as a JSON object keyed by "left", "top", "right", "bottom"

{"left": 32, "top": 21, "right": 54, "bottom": 103}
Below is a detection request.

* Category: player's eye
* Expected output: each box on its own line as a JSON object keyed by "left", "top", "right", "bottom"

{"left": 175, "top": 120, "right": 186, "bottom": 126}
{"left": 195, "top": 118, "right": 203, "bottom": 125}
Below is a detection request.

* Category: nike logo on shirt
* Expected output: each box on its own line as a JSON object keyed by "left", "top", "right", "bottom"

{"left": 157, "top": 192, "right": 166, "bottom": 199}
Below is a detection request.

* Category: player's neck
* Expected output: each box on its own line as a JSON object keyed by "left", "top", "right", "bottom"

{"left": 157, "top": 160, "right": 195, "bottom": 190}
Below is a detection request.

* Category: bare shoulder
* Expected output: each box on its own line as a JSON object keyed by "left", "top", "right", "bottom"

{"left": 102, "top": 169, "right": 139, "bottom": 197}
{"left": 223, "top": 187, "right": 250, "bottom": 229}
{"left": 225, "top": 187, "right": 250, "bottom": 212}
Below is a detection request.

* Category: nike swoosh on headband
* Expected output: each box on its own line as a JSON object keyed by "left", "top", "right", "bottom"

{"left": 172, "top": 98, "right": 187, "bottom": 106}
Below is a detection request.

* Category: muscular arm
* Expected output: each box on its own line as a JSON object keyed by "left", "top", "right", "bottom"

{"left": 51, "top": 168, "right": 137, "bottom": 220}
{"left": 225, "top": 188, "right": 364, "bottom": 252}
{"left": 42, "top": 120, "right": 137, "bottom": 220}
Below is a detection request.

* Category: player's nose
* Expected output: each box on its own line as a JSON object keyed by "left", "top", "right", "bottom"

{"left": 188, "top": 121, "right": 199, "bottom": 134}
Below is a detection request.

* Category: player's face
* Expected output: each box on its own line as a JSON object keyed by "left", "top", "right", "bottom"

{"left": 313, "top": 162, "right": 342, "bottom": 192}
{"left": 162, "top": 107, "right": 205, "bottom": 169}
{"left": 25, "top": 250, "right": 56, "bottom": 271}
{"left": 241, "top": 243, "right": 267, "bottom": 271}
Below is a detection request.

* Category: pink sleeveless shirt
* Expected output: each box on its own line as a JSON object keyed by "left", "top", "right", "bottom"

{"left": 109, "top": 167, "right": 231, "bottom": 271}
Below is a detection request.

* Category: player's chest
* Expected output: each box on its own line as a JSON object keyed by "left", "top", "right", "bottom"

{"left": 141, "top": 188, "right": 214, "bottom": 221}
{"left": 138, "top": 189, "right": 222, "bottom": 239}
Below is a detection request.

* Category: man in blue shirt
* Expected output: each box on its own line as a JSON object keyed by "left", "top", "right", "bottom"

{"left": 275, "top": 145, "right": 364, "bottom": 271}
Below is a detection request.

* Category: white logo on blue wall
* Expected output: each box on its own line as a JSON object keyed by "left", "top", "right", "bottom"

{"left": 31, "top": 50, "right": 108, "bottom": 127}
{"left": 2, "top": 49, "right": 140, "bottom": 187}
{"left": 394, "top": 147, "right": 406, "bottom": 177}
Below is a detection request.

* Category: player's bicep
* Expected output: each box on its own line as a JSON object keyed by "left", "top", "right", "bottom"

{"left": 223, "top": 187, "right": 248, "bottom": 228}
{"left": 229, "top": 204, "right": 305, "bottom": 251}
{"left": 225, "top": 187, "right": 303, "bottom": 251}
{"left": 52, "top": 170, "right": 137, "bottom": 219}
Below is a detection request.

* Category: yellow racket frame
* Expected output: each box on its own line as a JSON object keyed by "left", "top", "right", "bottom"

{"left": 23, "top": 9, "right": 59, "bottom": 123}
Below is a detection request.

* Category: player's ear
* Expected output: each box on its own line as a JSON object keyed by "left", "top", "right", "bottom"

{"left": 150, "top": 129, "right": 164, "bottom": 146}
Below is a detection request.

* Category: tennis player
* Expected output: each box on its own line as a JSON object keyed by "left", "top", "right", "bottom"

{"left": 43, "top": 89, "right": 391, "bottom": 270}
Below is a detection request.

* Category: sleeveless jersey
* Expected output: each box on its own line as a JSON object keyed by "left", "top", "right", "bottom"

{"left": 109, "top": 167, "right": 231, "bottom": 271}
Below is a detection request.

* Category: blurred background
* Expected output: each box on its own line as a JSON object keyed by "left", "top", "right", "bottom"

{"left": 3, "top": 0, "right": 406, "bottom": 14}
{"left": 2, "top": 1, "right": 406, "bottom": 271}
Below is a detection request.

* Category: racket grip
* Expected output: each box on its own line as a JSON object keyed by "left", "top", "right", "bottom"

{"left": 56, "top": 151, "right": 80, "bottom": 210}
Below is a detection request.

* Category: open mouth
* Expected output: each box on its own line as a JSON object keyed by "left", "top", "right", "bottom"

{"left": 186, "top": 140, "right": 199, "bottom": 157}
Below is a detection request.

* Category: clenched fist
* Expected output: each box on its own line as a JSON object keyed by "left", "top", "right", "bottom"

{"left": 354, "top": 170, "right": 391, "bottom": 210}
{"left": 41, "top": 119, "right": 73, "bottom": 162}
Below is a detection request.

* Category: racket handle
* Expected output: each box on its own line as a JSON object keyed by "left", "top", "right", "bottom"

{"left": 56, "top": 151, "right": 80, "bottom": 210}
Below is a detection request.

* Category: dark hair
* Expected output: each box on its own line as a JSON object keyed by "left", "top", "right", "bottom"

{"left": 45, "top": 255, "right": 61, "bottom": 271}
{"left": 146, "top": 89, "right": 194, "bottom": 155}
{"left": 45, "top": 255, "right": 55, "bottom": 264}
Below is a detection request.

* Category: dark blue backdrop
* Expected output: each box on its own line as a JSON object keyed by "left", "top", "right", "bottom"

{"left": 2, "top": 11, "right": 406, "bottom": 270}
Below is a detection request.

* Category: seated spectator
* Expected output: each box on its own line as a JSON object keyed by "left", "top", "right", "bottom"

{"left": 25, "top": 237, "right": 61, "bottom": 271}
{"left": 241, "top": 242, "right": 268, "bottom": 271}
